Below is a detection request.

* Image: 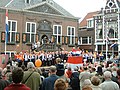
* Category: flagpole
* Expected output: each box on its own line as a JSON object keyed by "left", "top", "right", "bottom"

{"left": 5, "top": 10, "right": 8, "bottom": 55}
{"left": 106, "top": 22, "right": 108, "bottom": 61}
{"left": 4, "top": 0, "right": 14, "bottom": 55}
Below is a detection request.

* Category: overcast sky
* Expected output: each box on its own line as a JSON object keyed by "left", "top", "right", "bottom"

{"left": 53, "top": 0, "right": 106, "bottom": 20}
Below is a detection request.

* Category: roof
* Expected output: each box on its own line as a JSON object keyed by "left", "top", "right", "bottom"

{"left": 79, "top": 11, "right": 99, "bottom": 27}
{"left": 0, "top": 0, "right": 75, "bottom": 18}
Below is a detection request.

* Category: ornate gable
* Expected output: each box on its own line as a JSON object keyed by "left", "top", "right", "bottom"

{"left": 27, "top": 3, "right": 63, "bottom": 15}
{"left": 105, "top": 0, "right": 118, "bottom": 9}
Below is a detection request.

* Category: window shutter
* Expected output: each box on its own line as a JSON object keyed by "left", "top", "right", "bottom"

{"left": 1, "top": 32, "right": 5, "bottom": 42}
{"left": 65, "top": 36, "right": 68, "bottom": 45}
{"left": 75, "top": 37, "right": 78, "bottom": 45}
{"left": 16, "top": 32, "right": 20, "bottom": 43}
{"left": 22, "top": 33, "right": 27, "bottom": 43}
{"left": 62, "top": 36, "right": 65, "bottom": 45}
{"left": 54, "top": 36, "right": 57, "bottom": 44}
{"left": 26, "top": 33, "right": 29, "bottom": 43}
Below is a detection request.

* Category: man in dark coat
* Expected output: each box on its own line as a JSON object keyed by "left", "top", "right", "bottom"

{"left": 41, "top": 66, "right": 59, "bottom": 90}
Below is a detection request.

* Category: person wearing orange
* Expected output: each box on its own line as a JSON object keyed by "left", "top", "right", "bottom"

{"left": 16, "top": 52, "right": 24, "bottom": 67}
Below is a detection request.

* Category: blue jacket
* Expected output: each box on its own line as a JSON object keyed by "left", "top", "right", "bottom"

{"left": 41, "top": 74, "right": 59, "bottom": 90}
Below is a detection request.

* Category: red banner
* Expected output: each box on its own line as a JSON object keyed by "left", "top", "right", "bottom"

{"left": 67, "top": 56, "right": 83, "bottom": 64}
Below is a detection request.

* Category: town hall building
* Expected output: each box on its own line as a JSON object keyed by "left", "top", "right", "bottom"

{"left": 0, "top": 0, "right": 79, "bottom": 56}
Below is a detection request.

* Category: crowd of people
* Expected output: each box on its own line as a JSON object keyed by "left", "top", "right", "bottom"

{"left": 0, "top": 47, "right": 120, "bottom": 90}
{"left": 10, "top": 47, "right": 113, "bottom": 68}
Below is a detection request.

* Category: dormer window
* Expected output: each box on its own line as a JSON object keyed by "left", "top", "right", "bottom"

{"left": 25, "top": 0, "right": 31, "bottom": 4}
{"left": 87, "top": 18, "right": 94, "bottom": 28}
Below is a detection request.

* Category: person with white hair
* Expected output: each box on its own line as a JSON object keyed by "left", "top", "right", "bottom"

{"left": 100, "top": 71, "right": 119, "bottom": 90}
{"left": 22, "top": 62, "right": 42, "bottom": 90}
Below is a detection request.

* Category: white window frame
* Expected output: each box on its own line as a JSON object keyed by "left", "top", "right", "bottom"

{"left": 8, "top": 20, "right": 17, "bottom": 42}
{"left": 87, "top": 18, "right": 94, "bottom": 28}
{"left": 26, "top": 22, "right": 36, "bottom": 42}
{"left": 67, "top": 26, "right": 75, "bottom": 44}
{"left": 80, "top": 36, "right": 92, "bottom": 45}
{"left": 53, "top": 25, "right": 62, "bottom": 44}
{"left": 5, "top": 51, "right": 16, "bottom": 57}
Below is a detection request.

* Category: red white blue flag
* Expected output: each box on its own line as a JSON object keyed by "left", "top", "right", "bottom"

{"left": 5, "top": 9, "right": 9, "bottom": 43}
{"left": 110, "top": 42, "right": 118, "bottom": 48}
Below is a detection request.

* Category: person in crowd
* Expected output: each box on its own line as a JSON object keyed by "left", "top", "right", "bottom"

{"left": 22, "top": 62, "right": 41, "bottom": 90}
{"left": 41, "top": 68, "right": 48, "bottom": 78}
{"left": 99, "top": 52, "right": 104, "bottom": 62}
{"left": 4, "top": 67, "right": 30, "bottom": 90}
{"left": 96, "top": 65, "right": 104, "bottom": 83}
{"left": 70, "top": 67, "right": 80, "bottom": 90}
{"left": 0, "top": 67, "right": 10, "bottom": 90}
{"left": 90, "top": 67, "right": 97, "bottom": 78}
{"left": 76, "top": 47, "right": 81, "bottom": 56}
{"left": 65, "top": 67, "right": 72, "bottom": 79}
{"left": 71, "top": 47, "right": 76, "bottom": 56}
{"left": 79, "top": 66, "right": 91, "bottom": 90}
{"left": 87, "top": 52, "right": 93, "bottom": 64}
{"left": 21, "top": 65, "right": 27, "bottom": 71}
{"left": 117, "top": 69, "right": 120, "bottom": 88}
{"left": 110, "top": 66, "right": 119, "bottom": 85}
{"left": 82, "top": 85, "right": 92, "bottom": 90}
{"left": 82, "top": 79, "right": 92, "bottom": 87}
{"left": 100, "top": 71, "right": 119, "bottom": 90}
{"left": 54, "top": 78, "right": 67, "bottom": 90}
{"left": 4, "top": 65, "right": 12, "bottom": 83}
{"left": 23, "top": 51, "right": 29, "bottom": 67}
{"left": 79, "top": 66, "right": 84, "bottom": 73}
{"left": 91, "top": 76, "right": 102, "bottom": 90}
{"left": 55, "top": 58, "right": 65, "bottom": 77}
{"left": 111, "top": 66, "right": 118, "bottom": 77}
{"left": 41, "top": 65, "right": 59, "bottom": 90}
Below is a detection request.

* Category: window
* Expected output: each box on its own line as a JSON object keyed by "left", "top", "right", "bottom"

{"left": 26, "top": 22, "right": 36, "bottom": 43}
{"left": 96, "top": 23, "right": 103, "bottom": 39}
{"left": 67, "top": 26, "right": 75, "bottom": 44}
{"left": 53, "top": 25, "right": 62, "bottom": 44}
{"left": 82, "top": 37, "right": 88, "bottom": 44}
{"left": 87, "top": 18, "right": 94, "bottom": 28}
{"left": 108, "top": 21, "right": 118, "bottom": 38}
{"left": 8, "top": 20, "right": 17, "bottom": 42}
{"left": 81, "top": 37, "right": 92, "bottom": 45}
{"left": 25, "top": 0, "right": 30, "bottom": 4}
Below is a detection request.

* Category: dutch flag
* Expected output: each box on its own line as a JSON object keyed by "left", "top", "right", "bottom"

{"left": 110, "top": 42, "right": 118, "bottom": 48}
{"left": 5, "top": 9, "right": 9, "bottom": 43}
